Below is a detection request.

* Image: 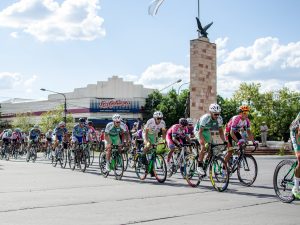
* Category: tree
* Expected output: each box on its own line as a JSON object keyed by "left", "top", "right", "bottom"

{"left": 39, "top": 105, "right": 73, "bottom": 132}
{"left": 12, "top": 113, "right": 34, "bottom": 132}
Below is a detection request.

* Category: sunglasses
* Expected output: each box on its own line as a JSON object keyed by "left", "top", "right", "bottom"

{"left": 242, "top": 111, "right": 249, "bottom": 115}
{"left": 213, "top": 113, "right": 220, "bottom": 116}
{"left": 115, "top": 121, "right": 120, "bottom": 124}
{"left": 156, "top": 118, "right": 163, "bottom": 120}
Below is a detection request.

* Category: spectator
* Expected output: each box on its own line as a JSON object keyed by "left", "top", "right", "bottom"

{"left": 260, "top": 121, "right": 268, "bottom": 147}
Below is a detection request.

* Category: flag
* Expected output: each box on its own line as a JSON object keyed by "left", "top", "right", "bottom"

{"left": 148, "top": 0, "right": 165, "bottom": 16}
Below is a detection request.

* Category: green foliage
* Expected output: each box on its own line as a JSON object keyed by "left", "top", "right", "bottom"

{"left": 12, "top": 113, "right": 34, "bottom": 132}
{"left": 144, "top": 89, "right": 189, "bottom": 128}
{"left": 219, "top": 83, "right": 300, "bottom": 141}
{"left": 39, "top": 105, "right": 73, "bottom": 132}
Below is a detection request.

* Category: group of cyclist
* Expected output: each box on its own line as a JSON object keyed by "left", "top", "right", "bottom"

{"left": 1, "top": 103, "right": 300, "bottom": 200}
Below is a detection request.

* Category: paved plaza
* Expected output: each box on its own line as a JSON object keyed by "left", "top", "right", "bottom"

{"left": 0, "top": 155, "right": 299, "bottom": 225}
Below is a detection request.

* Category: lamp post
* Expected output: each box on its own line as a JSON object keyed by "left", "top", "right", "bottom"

{"left": 159, "top": 79, "right": 182, "bottom": 92}
{"left": 40, "top": 88, "right": 67, "bottom": 124}
{"left": 177, "top": 82, "right": 190, "bottom": 95}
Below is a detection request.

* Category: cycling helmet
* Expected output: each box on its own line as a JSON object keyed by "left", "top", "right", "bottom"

{"left": 153, "top": 111, "right": 163, "bottom": 118}
{"left": 87, "top": 121, "right": 93, "bottom": 126}
{"left": 187, "top": 118, "right": 193, "bottom": 125}
{"left": 179, "top": 118, "right": 188, "bottom": 126}
{"left": 209, "top": 103, "right": 221, "bottom": 113}
{"left": 48, "top": 129, "right": 53, "bottom": 133}
{"left": 238, "top": 105, "right": 250, "bottom": 113}
{"left": 112, "top": 114, "right": 122, "bottom": 122}
{"left": 59, "top": 121, "right": 65, "bottom": 127}
{"left": 34, "top": 124, "right": 39, "bottom": 129}
{"left": 14, "top": 128, "right": 22, "bottom": 133}
{"left": 79, "top": 118, "right": 86, "bottom": 123}
{"left": 6, "top": 129, "right": 12, "bottom": 135}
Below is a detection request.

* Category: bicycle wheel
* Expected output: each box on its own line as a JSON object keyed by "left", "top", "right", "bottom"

{"left": 59, "top": 150, "right": 65, "bottom": 168}
{"left": 237, "top": 154, "right": 258, "bottom": 186}
{"left": 62, "top": 149, "right": 68, "bottom": 168}
{"left": 51, "top": 149, "right": 57, "bottom": 167}
{"left": 135, "top": 154, "right": 147, "bottom": 180}
{"left": 114, "top": 153, "right": 124, "bottom": 180}
{"left": 154, "top": 154, "right": 167, "bottom": 183}
{"left": 127, "top": 150, "right": 136, "bottom": 168}
{"left": 273, "top": 160, "right": 295, "bottom": 203}
{"left": 69, "top": 150, "right": 76, "bottom": 170}
{"left": 184, "top": 154, "right": 201, "bottom": 187}
{"left": 79, "top": 151, "right": 87, "bottom": 172}
{"left": 167, "top": 155, "right": 176, "bottom": 178}
{"left": 122, "top": 152, "right": 128, "bottom": 171}
{"left": 209, "top": 155, "right": 229, "bottom": 192}
{"left": 90, "top": 144, "right": 95, "bottom": 166}
{"left": 99, "top": 152, "right": 109, "bottom": 177}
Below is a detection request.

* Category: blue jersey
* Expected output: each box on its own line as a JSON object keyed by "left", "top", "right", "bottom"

{"left": 72, "top": 124, "right": 88, "bottom": 137}
{"left": 29, "top": 128, "right": 41, "bottom": 138}
{"left": 54, "top": 126, "right": 68, "bottom": 137}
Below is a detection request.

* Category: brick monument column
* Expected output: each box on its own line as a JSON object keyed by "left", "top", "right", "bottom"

{"left": 190, "top": 37, "right": 217, "bottom": 121}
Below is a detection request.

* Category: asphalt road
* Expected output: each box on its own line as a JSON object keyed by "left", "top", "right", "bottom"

{"left": 0, "top": 154, "right": 299, "bottom": 225}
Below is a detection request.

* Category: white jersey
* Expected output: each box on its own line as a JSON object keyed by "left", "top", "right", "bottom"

{"left": 144, "top": 118, "right": 166, "bottom": 135}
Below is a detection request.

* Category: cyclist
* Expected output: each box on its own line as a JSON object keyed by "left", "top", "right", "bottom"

{"left": 194, "top": 103, "right": 226, "bottom": 174}
{"left": 1, "top": 129, "right": 12, "bottom": 147}
{"left": 104, "top": 114, "right": 128, "bottom": 171}
{"left": 28, "top": 125, "right": 41, "bottom": 149}
{"left": 71, "top": 118, "right": 88, "bottom": 147}
{"left": 142, "top": 111, "right": 166, "bottom": 154}
{"left": 11, "top": 128, "right": 22, "bottom": 144}
{"left": 45, "top": 129, "right": 53, "bottom": 149}
{"left": 223, "top": 105, "right": 257, "bottom": 167}
{"left": 166, "top": 118, "right": 190, "bottom": 169}
{"left": 87, "top": 121, "right": 98, "bottom": 143}
{"left": 290, "top": 112, "right": 300, "bottom": 199}
{"left": 53, "top": 121, "right": 68, "bottom": 150}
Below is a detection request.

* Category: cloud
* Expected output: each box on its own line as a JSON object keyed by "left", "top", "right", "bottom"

{"left": 137, "top": 62, "right": 190, "bottom": 91}
{"left": 0, "top": 72, "right": 38, "bottom": 97}
{"left": 0, "top": 0, "right": 105, "bottom": 41}
{"left": 216, "top": 37, "right": 300, "bottom": 97}
{"left": 128, "top": 37, "right": 300, "bottom": 97}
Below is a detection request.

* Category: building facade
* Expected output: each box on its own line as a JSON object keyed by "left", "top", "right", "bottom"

{"left": 0, "top": 76, "right": 154, "bottom": 128}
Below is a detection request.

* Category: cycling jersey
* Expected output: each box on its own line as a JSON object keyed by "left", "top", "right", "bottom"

{"left": 1, "top": 131, "right": 12, "bottom": 140}
{"left": 143, "top": 118, "right": 166, "bottom": 144}
{"left": 72, "top": 124, "right": 87, "bottom": 137}
{"left": 194, "top": 114, "right": 223, "bottom": 143}
{"left": 29, "top": 128, "right": 41, "bottom": 139}
{"left": 166, "top": 124, "right": 188, "bottom": 148}
{"left": 54, "top": 126, "right": 68, "bottom": 136}
{"left": 45, "top": 131, "right": 53, "bottom": 139}
{"left": 87, "top": 126, "right": 97, "bottom": 142}
{"left": 225, "top": 115, "right": 250, "bottom": 133}
{"left": 290, "top": 113, "right": 300, "bottom": 152}
{"left": 105, "top": 122, "right": 127, "bottom": 145}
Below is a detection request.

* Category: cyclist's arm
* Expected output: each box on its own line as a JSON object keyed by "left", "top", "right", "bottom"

{"left": 144, "top": 128, "right": 150, "bottom": 143}
{"left": 104, "top": 133, "right": 112, "bottom": 145}
{"left": 161, "top": 128, "right": 166, "bottom": 140}
{"left": 218, "top": 127, "right": 226, "bottom": 142}
{"left": 230, "top": 129, "right": 239, "bottom": 143}
{"left": 198, "top": 127, "right": 206, "bottom": 145}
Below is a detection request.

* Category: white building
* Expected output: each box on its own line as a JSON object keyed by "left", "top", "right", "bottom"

{"left": 0, "top": 76, "right": 154, "bottom": 128}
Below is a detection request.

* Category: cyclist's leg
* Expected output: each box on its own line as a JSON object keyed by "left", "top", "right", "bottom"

{"left": 224, "top": 132, "right": 241, "bottom": 165}
{"left": 291, "top": 130, "right": 300, "bottom": 197}
{"left": 197, "top": 130, "right": 210, "bottom": 164}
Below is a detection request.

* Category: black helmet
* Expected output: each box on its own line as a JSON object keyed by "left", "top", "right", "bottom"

{"left": 87, "top": 121, "right": 93, "bottom": 126}
{"left": 79, "top": 118, "right": 86, "bottom": 123}
{"left": 179, "top": 118, "right": 188, "bottom": 126}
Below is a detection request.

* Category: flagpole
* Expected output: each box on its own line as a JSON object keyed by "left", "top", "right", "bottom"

{"left": 198, "top": 0, "right": 200, "bottom": 19}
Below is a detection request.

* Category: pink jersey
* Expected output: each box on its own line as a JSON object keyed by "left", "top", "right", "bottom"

{"left": 166, "top": 124, "right": 188, "bottom": 140}
{"left": 225, "top": 115, "right": 251, "bottom": 133}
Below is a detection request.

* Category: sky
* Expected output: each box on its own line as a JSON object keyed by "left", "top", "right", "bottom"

{"left": 0, "top": 0, "right": 300, "bottom": 102}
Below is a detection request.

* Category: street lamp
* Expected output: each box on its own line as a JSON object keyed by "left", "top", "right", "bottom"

{"left": 159, "top": 79, "right": 182, "bottom": 92}
{"left": 40, "top": 88, "right": 67, "bottom": 123}
{"left": 177, "top": 82, "right": 190, "bottom": 95}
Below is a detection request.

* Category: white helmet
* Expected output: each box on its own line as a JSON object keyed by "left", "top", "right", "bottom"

{"left": 112, "top": 114, "right": 122, "bottom": 122}
{"left": 59, "top": 121, "right": 65, "bottom": 127}
{"left": 209, "top": 103, "right": 221, "bottom": 113}
{"left": 153, "top": 111, "right": 163, "bottom": 118}
{"left": 187, "top": 118, "right": 193, "bottom": 125}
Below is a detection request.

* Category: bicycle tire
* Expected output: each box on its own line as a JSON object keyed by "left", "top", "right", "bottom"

{"left": 99, "top": 152, "right": 109, "bottom": 177}
{"left": 79, "top": 151, "right": 87, "bottom": 172}
{"left": 209, "top": 155, "right": 229, "bottom": 192}
{"left": 69, "top": 150, "right": 76, "bottom": 170}
{"left": 90, "top": 144, "right": 95, "bottom": 166}
{"left": 154, "top": 154, "right": 167, "bottom": 183}
{"left": 114, "top": 153, "right": 124, "bottom": 180}
{"left": 135, "top": 154, "right": 147, "bottom": 180}
{"left": 273, "top": 160, "right": 295, "bottom": 203}
{"left": 184, "top": 154, "right": 201, "bottom": 187}
{"left": 237, "top": 154, "right": 258, "bottom": 186}
{"left": 122, "top": 152, "right": 128, "bottom": 171}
